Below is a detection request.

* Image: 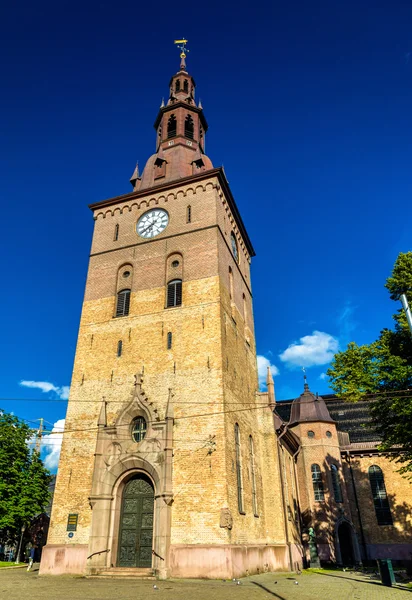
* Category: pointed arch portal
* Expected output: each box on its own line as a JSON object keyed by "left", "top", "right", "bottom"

{"left": 118, "top": 475, "right": 154, "bottom": 567}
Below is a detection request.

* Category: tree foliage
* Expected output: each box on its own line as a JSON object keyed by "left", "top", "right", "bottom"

{"left": 327, "top": 252, "right": 412, "bottom": 475}
{"left": 0, "top": 410, "right": 51, "bottom": 545}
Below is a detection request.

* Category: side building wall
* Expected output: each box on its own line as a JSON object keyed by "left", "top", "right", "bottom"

{"left": 342, "top": 450, "right": 412, "bottom": 565}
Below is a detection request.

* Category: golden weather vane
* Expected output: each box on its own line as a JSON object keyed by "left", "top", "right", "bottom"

{"left": 174, "top": 38, "right": 189, "bottom": 59}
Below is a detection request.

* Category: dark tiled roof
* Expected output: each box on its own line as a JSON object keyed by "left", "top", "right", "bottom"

{"left": 276, "top": 395, "right": 379, "bottom": 444}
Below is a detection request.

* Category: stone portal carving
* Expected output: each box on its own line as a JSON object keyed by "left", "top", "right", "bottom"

{"left": 87, "top": 374, "right": 174, "bottom": 578}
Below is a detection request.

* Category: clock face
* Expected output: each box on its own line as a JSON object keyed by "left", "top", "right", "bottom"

{"left": 231, "top": 232, "right": 239, "bottom": 262}
{"left": 137, "top": 209, "right": 169, "bottom": 239}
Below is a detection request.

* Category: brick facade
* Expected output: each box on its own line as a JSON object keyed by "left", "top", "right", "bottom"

{"left": 41, "top": 169, "right": 288, "bottom": 578}
{"left": 40, "top": 54, "right": 412, "bottom": 579}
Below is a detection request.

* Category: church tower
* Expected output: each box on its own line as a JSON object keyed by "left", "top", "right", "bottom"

{"left": 41, "top": 46, "right": 287, "bottom": 579}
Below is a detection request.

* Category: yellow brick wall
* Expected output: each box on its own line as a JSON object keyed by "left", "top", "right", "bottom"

{"left": 343, "top": 453, "right": 412, "bottom": 545}
{"left": 48, "top": 174, "right": 285, "bottom": 552}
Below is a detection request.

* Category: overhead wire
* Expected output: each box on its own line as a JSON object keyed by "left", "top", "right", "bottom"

{"left": 0, "top": 397, "right": 269, "bottom": 404}
{"left": 8, "top": 394, "right": 412, "bottom": 438}
{"left": 1, "top": 388, "right": 411, "bottom": 404}
{"left": 38, "top": 403, "right": 274, "bottom": 436}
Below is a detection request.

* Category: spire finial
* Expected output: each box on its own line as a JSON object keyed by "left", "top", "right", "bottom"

{"left": 130, "top": 161, "right": 140, "bottom": 188}
{"left": 166, "top": 388, "right": 174, "bottom": 420}
{"left": 174, "top": 38, "right": 189, "bottom": 70}
{"left": 266, "top": 366, "right": 276, "bottom": 407}
{"left": 98, "top": 397, "right": 107, "bottom": 427}
{"left": 302, "top": 367, "right": 309, "bottom": 391}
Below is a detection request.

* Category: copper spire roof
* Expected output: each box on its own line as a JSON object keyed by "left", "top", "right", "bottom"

{"left": 288, "top": 379, "right": 335, "bottom": 427}
{"left": 130, "top": 48, "right": 213, "bottom": 192}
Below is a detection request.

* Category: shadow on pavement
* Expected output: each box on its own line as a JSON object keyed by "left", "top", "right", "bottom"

{"left": 250, "top": 580, "right": 287, "bottom": 599}
{"left": 313, "top": 571, "right": 412, "bottom": 593}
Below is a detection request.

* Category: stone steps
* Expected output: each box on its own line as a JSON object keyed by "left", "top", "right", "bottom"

{"left": 88, "top": 567, "right": 155, "bottom": 579}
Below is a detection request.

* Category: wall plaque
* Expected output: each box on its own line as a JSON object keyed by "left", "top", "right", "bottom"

{"left": 67, "top": 513, "right": 78, "bottom": 532}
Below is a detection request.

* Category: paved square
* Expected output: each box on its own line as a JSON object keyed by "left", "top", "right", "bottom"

{"left": 0, "top": 566, "right": 410, "bottom": 599}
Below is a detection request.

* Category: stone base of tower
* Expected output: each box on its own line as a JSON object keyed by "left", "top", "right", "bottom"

{"left": 39, "top": 544, "right": 89, "bottom": 575}
{"left": 169, "top": 543, "right": 291, "bottom": 579}
{"left": 39, "top": 543, "right": 295, "bottom": 578}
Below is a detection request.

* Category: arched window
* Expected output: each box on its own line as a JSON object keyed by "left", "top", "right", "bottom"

{"left": 184, "top": 115, "right": 194, "bottom": 139}
{"left": 249, "top": 435, "right": 258, "bottom": 516}
{"left": 114, "top": 223, "right": 119, "bottom": 241}
{"left": 235, "top": 424, "right": 245, "bottom": 513}
{"left": 131, "top": 417, "right": 147, "bottom": 443}
{"left": 117, "top": 340, "right": 123, "bottom": 357}
{"left": 183, "top": 79, "right": 189, "bottom": 93}
{"left": 167, "top": 115, "right": 177, "bottom": 138}
{"left": 311, "top": 464, "right": 324, "bottom": 501}
{"left": 116, "top": 289, "right": 131, "bottom": 317}
{"left": 331, "top": 464, "right": 343, "bottom": 502}
{"left": 167, "top": 332, "right": 172, "bottom": 349}
{"left": 369, "top": 465, "right": 393, "bottom": 525}
{"left": 175, "top": 80, "right": 180, "bottom": 92}
{"left": 166, "top": 279, "right": 182, "bottom": 308}
{"left": 187, "top": 205, "right": 191, "bottom": 223}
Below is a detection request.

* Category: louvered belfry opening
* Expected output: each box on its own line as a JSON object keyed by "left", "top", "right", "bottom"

{"left": 167, "top": 114, "right": 177, "bottom": 138}
{"left": 166, "top": 279, "right": 182, "bottom": 308}
{"left": 184, "top": 115, "right": 194, "bottom": 139}
{"left": 369, "top": 465, "right": 393, "bottom": 525}
{"left": 116, "top": 289, "right": 131, "bottom": 317}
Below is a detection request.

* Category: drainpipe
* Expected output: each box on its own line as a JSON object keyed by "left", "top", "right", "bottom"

{"left": 291, "top": 446, "right": 305, "bottom": 560}
{"left": 276, "top": 423, "right": 294, "bottom": 572}
{"left": 268, "top": 368, "right": 294, "bottom": 572}
{"left": 346, "top": 451, "right": 367, "bottom": 562}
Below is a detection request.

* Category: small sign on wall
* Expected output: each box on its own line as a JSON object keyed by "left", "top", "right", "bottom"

{"left": 66, "top": 513, "right": 78, "bottom": 532}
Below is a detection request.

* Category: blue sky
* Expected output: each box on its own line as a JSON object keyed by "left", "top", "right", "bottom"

{"left": 1, "top": 0, "right": 411, "bottom": 469}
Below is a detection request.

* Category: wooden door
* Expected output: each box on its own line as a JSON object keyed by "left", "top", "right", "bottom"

{"left": 118, "top": 477, "right": 154, "bottom": 568}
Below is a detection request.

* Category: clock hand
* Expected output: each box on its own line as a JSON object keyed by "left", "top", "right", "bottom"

{"left": 147, "top": 219, "right": 159, "bottom": 237}
{"left": 140, "top": 220, "right": 156, "bottom": 235}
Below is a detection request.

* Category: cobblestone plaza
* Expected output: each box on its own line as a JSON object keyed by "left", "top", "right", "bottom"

{"left": 1, "top": 567, "right": 411, "bottom": 600}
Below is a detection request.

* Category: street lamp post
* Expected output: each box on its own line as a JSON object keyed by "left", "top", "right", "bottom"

{"left": 15, "top": 525, "right": 26, "bottom": 564}
{"left": 400, "top": 293, "right": 412, "bottom": 336}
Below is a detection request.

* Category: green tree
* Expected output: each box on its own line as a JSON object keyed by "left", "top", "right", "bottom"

{"left": 327, "top": 252, "right": 412, "bottom": 476}
{"left": 0, "top": 410, "right": 51, "bottom": 546}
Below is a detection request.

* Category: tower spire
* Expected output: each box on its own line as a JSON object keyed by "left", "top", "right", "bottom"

{"left": 130, "top": 42, "right": 213, "bottom": 192}
{"left": 266, "top": 367, "right": 276, "bottom": 407}
{"left": 302, "top": 367, "right": 309, "bottom": 391}
{"left": 174, "top": 38, "right": 189, "bottom": 71}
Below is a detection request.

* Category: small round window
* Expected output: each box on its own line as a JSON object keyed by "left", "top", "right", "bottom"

{"left": 307, "top": 430, "right": 315, "bottom": 438}
{"left": 123, "top": 271, "right": 131, "bottom": 278}
{"left": 172, "top": 260, "right": 179, "bottom": 268}
{"left": 132, "top": 417, "right": 147, "bottom": 443}
{"left": 326, "top": 430, "right": 332, "bottom": 438}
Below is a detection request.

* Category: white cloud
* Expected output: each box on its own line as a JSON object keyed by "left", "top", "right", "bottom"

{"left": 279, "top": 331, "right": 339, "bottom": 368}
{"left": 257, "top": 355, "right": 279, "bottom": 390}
{"left": 319, "top": 372, "right": 327, "bottom": 381}
{"left": 42, "top": 419, "right": 65, "bottom": 471}
{"left": 20, "top": 380, "right": 70, "bottom": 400}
